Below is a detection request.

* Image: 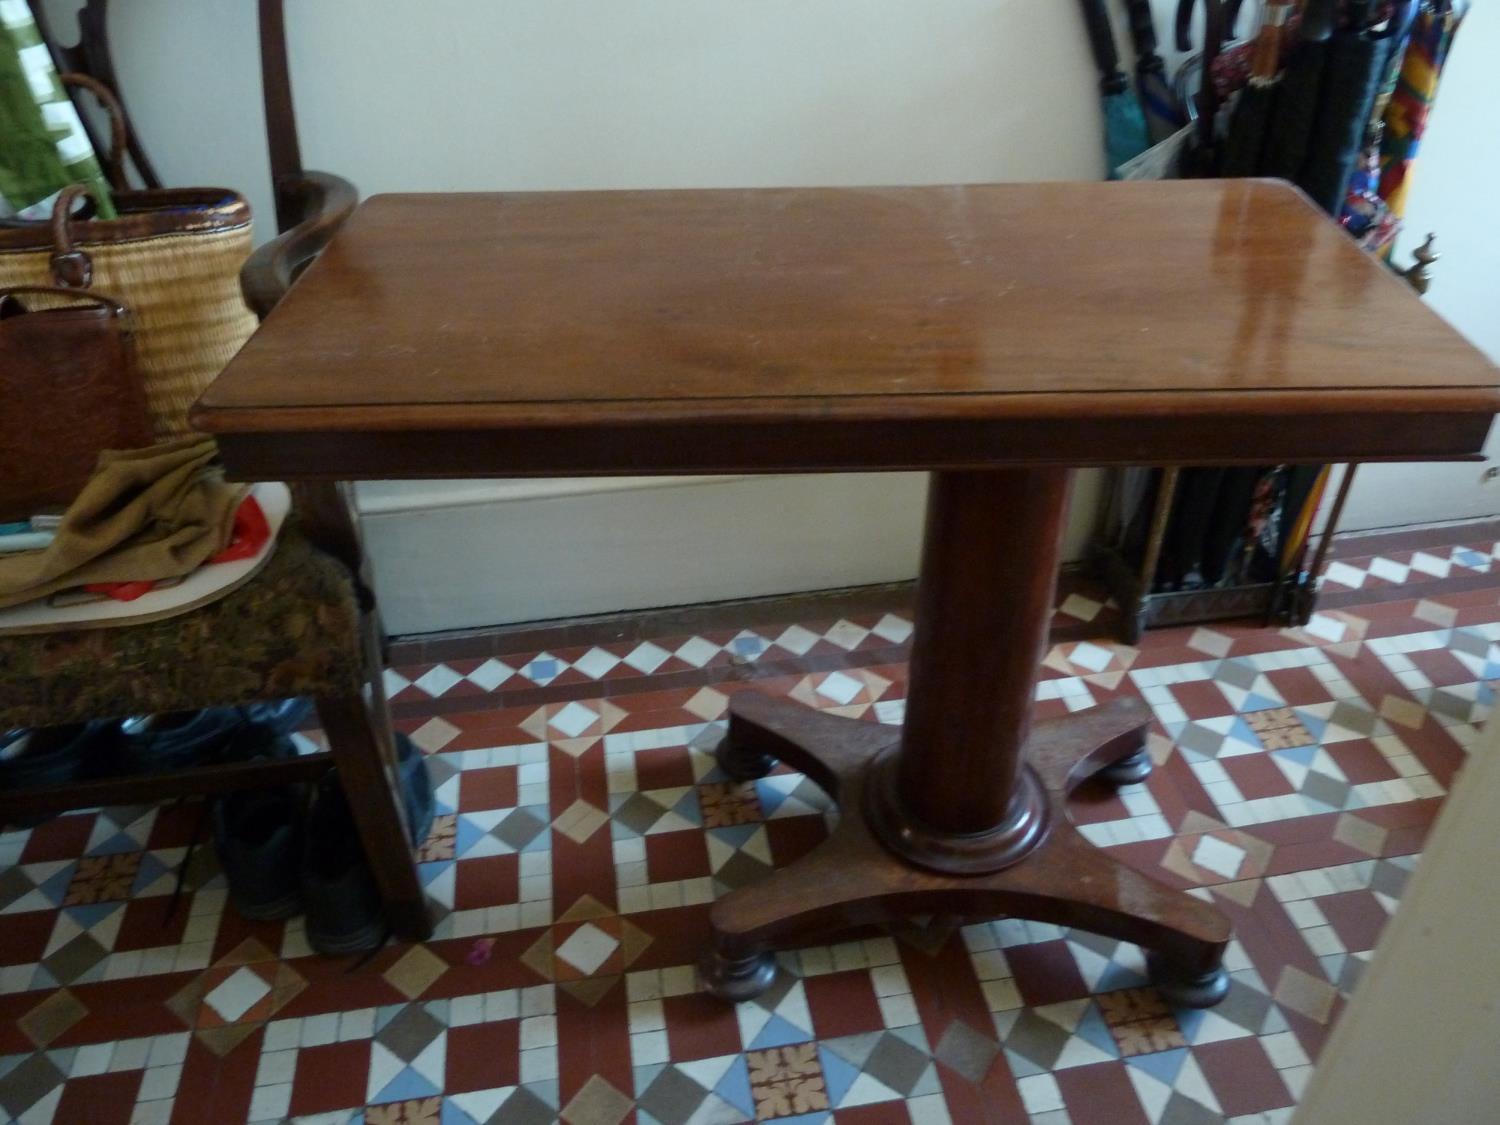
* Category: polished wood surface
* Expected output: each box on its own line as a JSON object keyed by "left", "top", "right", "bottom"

{"left": 193, "top": 179, "right": 1498, "bottom": 476}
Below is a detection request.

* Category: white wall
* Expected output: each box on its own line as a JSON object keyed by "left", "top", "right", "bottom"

{"left": 55, "top": 0, "right": 1499, "bottom": 630}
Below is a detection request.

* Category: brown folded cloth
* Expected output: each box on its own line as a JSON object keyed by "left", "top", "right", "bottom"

{"left": 0, "top": 436, "right": 248, "bottom": 610}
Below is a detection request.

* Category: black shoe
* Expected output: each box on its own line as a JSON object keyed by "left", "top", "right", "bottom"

{"left": 243, "top": 697, "right": 314, "bottom": 737}
{"left": 302, "top": 774, "right": 387, "bottom": 955}
{"left": 118, "top": 698, "right": 313, "bottom": 775}
{"left": 211, "top": 749, "right": 305, "bottom": 922}
{"left": 0, "top": 721, "right": 117, "bottom": 791}
{"left": 118, "top": 708, "right": 246, "bottom": 773}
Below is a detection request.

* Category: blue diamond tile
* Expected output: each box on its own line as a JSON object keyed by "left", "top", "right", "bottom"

{"left": 372, "top": 1064, "right": 442, "bottom": 1104}
{"left": 1126, "top": 1046, "right": 1189, "bottom": 1085}
{"left": 748, "top": 1013, "right": 810, "bottom": 1050}
{"left": 713, "top": 1057, "right": 754, "bottom": 1117}
{"left": 817, "top": 1044, "right": 860, "bottom": 1106}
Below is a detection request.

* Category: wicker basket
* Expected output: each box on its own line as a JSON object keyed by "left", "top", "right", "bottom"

{"left": 0, "top": 187, "right": 258, "bottom": 440}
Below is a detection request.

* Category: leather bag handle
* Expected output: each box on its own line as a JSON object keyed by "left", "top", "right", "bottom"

{"left": 46, "top": 183, "right": 112, "bottom": 288}
{"left": 58, "top": 72, "right": 129, "bottom": 190}
{"left": 0, "top": 284, "right": 128, "bottom": 320}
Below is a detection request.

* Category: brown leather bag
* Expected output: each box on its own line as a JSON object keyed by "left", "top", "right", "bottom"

{"left": 0, "top": 286, "right": 153, "bottom": 522}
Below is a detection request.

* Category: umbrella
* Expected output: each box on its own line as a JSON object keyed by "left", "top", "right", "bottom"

{"left": 1296, "top": 2, "right": 1403, "bottom": 214}
{"left": 1339, "top": 1, "right": 1419, "bottom": 247}
{"left": 1220, "top": 0, "right": 1295, "bottom": 176}
{"left": 1174, "top": 0, "right": 1227, "bottom": 178}
{"left": 1076, "top": 0, "right": 1150, "bottom": 177}
{"left": 1176, "top": 0, "right": 1238, "bottom": 54}
{"left": 1380, "top": 0, "right": 1467, "bottom": 219}
{"left": 1258, "top": 0, "right": 1336, "bottom": 180}
{"left": 1121, "top": 0, "right": 1183, "bottom": 143}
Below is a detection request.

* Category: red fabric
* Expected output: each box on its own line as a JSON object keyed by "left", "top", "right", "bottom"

{"left": 83, "top": 494, "right": 272, "bottom": 602}
{"left": 209, "top": 494, "right": 270, "bottom": 564}
{"left": 83, "top": 579, "right": 157, "bottom": 602}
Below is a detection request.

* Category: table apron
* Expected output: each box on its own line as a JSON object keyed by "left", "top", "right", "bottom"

{"left": 211, "top": 411, "right": 1492, "bottom": 481}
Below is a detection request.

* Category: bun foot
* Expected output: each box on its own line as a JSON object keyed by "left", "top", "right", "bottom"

{"left": 1148, "top": 953, "right": 1231, "bottom": 1009}
{"left": 715, "top": 730, "right": 777, "bottom": 782}
{"left": 1097, "top": 749, "right": 1153, "bottom": 787}
{"left": 701, "top": 947, "right": 777, "bottom": 1002}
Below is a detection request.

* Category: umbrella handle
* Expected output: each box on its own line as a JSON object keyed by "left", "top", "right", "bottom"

{"left": 1077, "top": 0, "right": 1130, "bottom": 95}
{"left": 1175, "top": 0, "right": 1226, "bottom": 145}
{"left": 1299, "top": 0, "right": 1337, "bottom": 42}
{"left": 1122, "top": 0, "right": 1167, "bottom": 78}
{"left": 1176, "top": 0, "right": 1235, "bottom": 52}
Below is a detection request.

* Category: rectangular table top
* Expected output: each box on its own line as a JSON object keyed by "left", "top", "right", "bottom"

{"left": 194, "top": 180, "right": 1499, "bottom": 478}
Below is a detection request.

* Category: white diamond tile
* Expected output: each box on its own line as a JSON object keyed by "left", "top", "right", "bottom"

{"left": 1303, "top": 615, "right": 1347, "bottom": 643}
{"left": 414, "top": 663, "right": 465, "bottom": 698}
{"left": 555, "top": 924, "right": 620, "bottom": 975}
{"left": 1409, "top": 551, "right": 1452, "bottom": 578}
{"left": 466, "top": 658, "right": 516, "bottom": 692}
{"left": 814, "top": 672, "right": 864, "bottom": 706}
{"left": 203, "top": 967, "right": 271, "bottom": 1023}
{"left": 1367, "top": 557, "right": 1411, "bottom": 583}
{"left": 1322, "top": 561, "right": 1367, "bottom": 589}
{"left": 774, "top": 625, "right": 821, "bottom": 655}
{"left": 624, "top": 641, "right": 671, "bottom": 674}
{"left": 548, "top": 702, "right": 599, "bottom": 738}
{"left": 871, "top": 613, "right": 914, "bottom": 643}
{"left": 674, "top": 637, "right": 722, "bottom": 668}
{"left": 825, "top": 619, "right": 871, "bottom": 650}
{"left": 1191, "top": 836, "right": 1248, "bottom": 880}
{"left": 572, "top": 647, "right": 622, "bottom": 680}
{"left": 1067, "top": 642, "right": 1114, "bottom": 672}
{"left": 1058, "top": 593, "right": 1103, "bottom": 622}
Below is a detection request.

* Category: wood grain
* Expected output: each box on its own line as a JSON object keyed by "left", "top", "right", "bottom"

{"left": 194, "top": 179, "right": 1499, "bottom": 474}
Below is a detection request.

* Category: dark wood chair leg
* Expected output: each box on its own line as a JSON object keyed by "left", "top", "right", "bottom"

{"left": 315, "top": 688, "right": 432, "bottom": 942}
{"left": 294, "top": 480, "right": 428, "bottom": 939}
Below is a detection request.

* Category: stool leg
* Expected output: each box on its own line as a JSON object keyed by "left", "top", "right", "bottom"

{"left": 315, "top": 692, "right": 433, "bottom": 941}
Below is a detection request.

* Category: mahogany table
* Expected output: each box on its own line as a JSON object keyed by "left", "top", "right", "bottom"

{"left": 194, "top": 180, "right": 1498, "bottom": 1005}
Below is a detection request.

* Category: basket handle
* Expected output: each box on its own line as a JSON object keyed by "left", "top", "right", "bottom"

{"left": 58, "top": 72, "right": 129, "bottom": 190}
{"left": 46, "top": 183, "right": 116, "bottom": 289}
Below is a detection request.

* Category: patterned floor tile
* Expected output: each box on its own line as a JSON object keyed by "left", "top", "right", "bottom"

{"left": 5, "top": 524, "right": 1498, "bottom": 1123}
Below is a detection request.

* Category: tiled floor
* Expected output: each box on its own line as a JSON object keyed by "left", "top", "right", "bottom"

{"left": 2, "top": 525, "right": 1495, "bottom": 1125}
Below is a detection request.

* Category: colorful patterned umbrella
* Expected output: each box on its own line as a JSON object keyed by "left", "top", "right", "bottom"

{"left": 1379, "top": 0, "right": 1467, "bottom": 218}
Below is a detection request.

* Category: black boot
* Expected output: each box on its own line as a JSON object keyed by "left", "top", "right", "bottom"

{"left": 301, "top": 774, "right": 387, "bottom": 955}
{"left": 210, "top": 734, "right": 305, "bottom": 921}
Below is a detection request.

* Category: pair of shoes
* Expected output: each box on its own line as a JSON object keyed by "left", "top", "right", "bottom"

{"left": 118, "top": 698, "right": 314, "bottom": 774}
{"left": 0, "top": 723, "right": 118, "bottom": 820}
{"left": 1, "top": 722, "right": 117, "bottom": 789}
{"left": 212, "top": 731, "right": 431, "bottom": 955}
